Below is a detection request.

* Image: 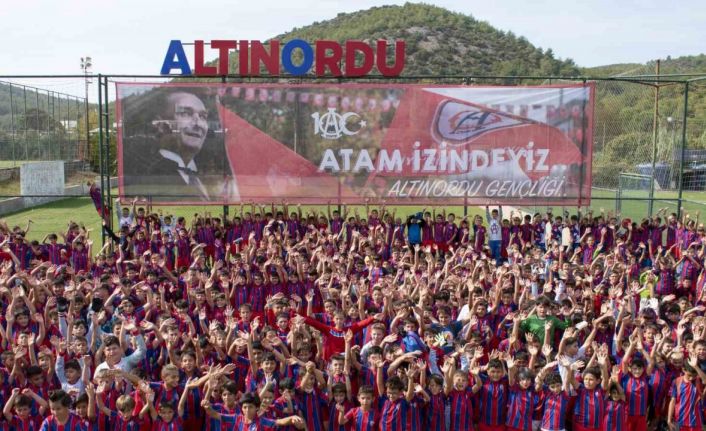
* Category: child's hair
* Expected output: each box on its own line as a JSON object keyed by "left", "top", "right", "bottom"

{"left": 517, "top": 368, "right": 535, "bottom": 382}
{"left": 239, "top": 392, "right": 261, "bottom": 408}
{"left": 683, "top": 363, "right": 697, "bottom": 375}
{"left": 583, "top": 366, "right": 602, "bottom": 379}
{"left": 452, "top": 369, "right": 469, "bottom": 379}
{"left": 629, "top": 357, "right": 646, "bottom": 368}
{"left": 222, "top": 381, "right": 239, "bottom": 395}
{"left": 48, "top": 390, "right": 72, "bottom": 407}
{"left": 429, "top": 374, "right": 445, "bottom": 386}
{"left": 358, "top": 385, "right": 375, "bottom": 397}
{"left": 158, "top": 401, "right": 175, "bottom": 411}
{"left": 64, "top": 359, "right": 81, "bottom": 372}
{"left": 26, "top": 365, "right": 44, "bottom": 378}
{"left": 487, "top": 359, "right": 504, "bottom": 370}
{"left": 368, "top": 346, "right": 383, "bottom": 356}
{"left": 515, "top": 351, "right": 530, "bottom": 363}
{"left": 608, "top": 382, "right": 621, "bottom": 393}
{"left": 74, "top": 393, "right": 89, "bottom": 408}
{"left": 279, "top": 378, "right": 295, "bottom": 391}
{"left": 116, "top": 394, "right": 136, "bottom": 412}
{"left": 386, "top": 376, "right": 404, "bottom": 391}
{"left": 332, "top": 383, "right": 347, "bottom": 395}
{"left": 161, "top": 364, "right": 179, "bottom": 377}
{"left": 15, "top": 395, "right": 32, "bottom": 409}
{"left": 330, "top": 354, "right": 345, "bottom": 363}
{"left": 545, "top": 372, "right": 562, "bottom": 386}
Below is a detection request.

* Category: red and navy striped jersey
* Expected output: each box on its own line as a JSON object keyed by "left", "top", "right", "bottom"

{"left": 669, "top": 377, "right": 703, "bottom": 428}
{"left": 378, "top": 396, "right": 412, "bottom": 431}
{"left": 149, "top": 382, "right": 182, "bottom": 407}
{"left": 423, "top": 391, "right": 445, "bottom": 431}
{"left": 206, "top": 403, "right": 240, "bottom": 431}
{"left": 478, "top": 375, "right": 508, "bottom": 426}
{"left": 39, "top": 413, "right": 85, "bottom": 431}
{"left": 505, "top": 385, "right": 540, "bottom": 431}
{"left": 151, "top": 417, "right": 183, "bottom": 431}
{"left": 10, "top": 415, "right": 40, "bottom": 431}
{"left": 344, "top": 408, "right": 377, "bottom": 431}
{"left": 572, "top": 385, "right": 605, "bottom": 429}
{"left": 408, "top": 395, "right": 426, "bottom": 431}
{"left": 328, "top": 401, "right": 354, "bottom": 431}
{"left": 603, "top": 399, "right": 627, "bottom": 431}
{"left": 539, "top": 389, "right": 570, "bottom": 431}
{"left": 619, "top": 372, "right": 648, "bottom": 416}
{"left": 448, "top": 388, "right": 474, "bottom": 431}
{"left": 109, "top": 413, "right": 144, "bottom": 431}
{"left": 296, "top": 388, "right": 327, "bottom": 431}
{"left": 220, "top": 413, "right": 276, "bottom": 431}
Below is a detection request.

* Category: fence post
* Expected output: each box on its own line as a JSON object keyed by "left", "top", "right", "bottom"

{"left": 9, "top": 83, "right": 15, "bottom": 165}
{"left": 648, "top": 61, "right": 660, "bottom": 217}
{"left": 103, "top": 76, "right": 112, "bottom": 229}
{"left": 677, "top": 81, "right": 689, "bottom": 219}
{"left": 221, "top": 75, "right": 228, "bottom": 222}
{"left": 98, "top": 73, "right": 106, "bottom": 245}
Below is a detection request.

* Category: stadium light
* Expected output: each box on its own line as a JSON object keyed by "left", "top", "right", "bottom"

{"left": 80, "top": 56, "right": 92, "bottom": 159}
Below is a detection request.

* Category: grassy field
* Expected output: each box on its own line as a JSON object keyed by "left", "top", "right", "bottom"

{"left": 2, "top": 188, "right": 704, "bottom": 242}
{"left": 518, "top": 189, "right": 706, "bottom": 221}
{"left": 0, "top": 160, "right": 32, "bottom": 169}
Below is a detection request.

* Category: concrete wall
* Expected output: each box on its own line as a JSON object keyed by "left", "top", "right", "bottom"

{"left": 0, "top": 160, "right": 89, "bottom": 183}
{"left": 0, "top": 177, "right": 117, "bottom": 216}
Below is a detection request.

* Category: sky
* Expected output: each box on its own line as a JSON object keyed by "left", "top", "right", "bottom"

{"left": 1, "top": 0, "right": 704, "bottom": 98}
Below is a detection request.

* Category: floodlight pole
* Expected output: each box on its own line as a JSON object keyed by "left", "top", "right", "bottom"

{"left": 80, "top": 57, "right": 92, "bottom": 162}
{"left": 648, "top": 60, "right": 659, "bottom": 217}
{"left": 676, "top": 82, "right": 689, "bottom": 219}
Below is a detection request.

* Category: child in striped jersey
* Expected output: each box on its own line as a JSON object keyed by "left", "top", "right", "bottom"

{"left": 668, "top": 362, "right": 706, "bottom": 431}
{"left": 572, "top": 346, "right": 610, "bottom": 431}
{"left": 442, "top": 357, "right": 481, "bottom": 431}
{"left": 202, "top": 392, "right": 305, "bottom": 431}
{"left": 505, "top": 358, "right": 541, "bottom": 431}
{"left": 338, "top": 385, "right": 378, "bottom": 431}
{"left": 416, "top": 360, "right": 445, "bottom": 431}
{"left": 95, "top": 392, "right": 148, "bottom": 431}
{"left": 537, "top": 367, "right": 573, "bottom": 431}
{"left": 604, "top": 367, "right": 627, "bottom": 431}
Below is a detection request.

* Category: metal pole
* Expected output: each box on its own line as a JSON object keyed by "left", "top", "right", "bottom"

{"left": 649, "top": 60, "right": 660, "bottom": 216}
{"left": 35, "top": 90, "right": 40, "bottom": 160}
{"left": 677, "top": 82, "right": 689, "bottom": 219}
{"left": 98, "top": 74, "right": 106, "bottom": 245}
{"left": 221, "top": 75, "right": 228, "bottom": 221}
{"left": 578, "top": 80, "right": 588, "bottom": 209}
{"left": 85, "top": 73, "right": 90, "bottom": 163}
{"left": 23, "top": 86, "right": 28, "bottom": 161}
{"left": 104, "top": 76, "right": 112, "bottom": 229}
{"left": 9, "top": 83, "right": 15, "bottom": 165}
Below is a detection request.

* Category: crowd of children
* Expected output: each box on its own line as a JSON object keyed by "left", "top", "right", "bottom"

{"left": 1, "top": 192, "right": 706, "bottom": 431}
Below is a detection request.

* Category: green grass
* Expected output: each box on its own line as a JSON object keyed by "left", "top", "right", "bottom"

{"left": 518, "top": 189, "right": 706, "bottom": 221}
{"left": 0, "top": 160, "right": 32, "bottom": 169}
{"left": 2, "top": 188, "right": 705, "bottom": 242}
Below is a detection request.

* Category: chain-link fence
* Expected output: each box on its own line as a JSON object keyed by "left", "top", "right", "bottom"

{"left": 519, "top": 76, "right": 706, "bottom": 222}
{"left": 0, "top": 78, "right": 101, "bottom": 214}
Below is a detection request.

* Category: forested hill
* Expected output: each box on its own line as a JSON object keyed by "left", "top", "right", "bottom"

{"left": 238, "top": 3, "right": 581, "bottom": 77}
{"left": 583, "top": 54, "right": 706, "bottom": 77}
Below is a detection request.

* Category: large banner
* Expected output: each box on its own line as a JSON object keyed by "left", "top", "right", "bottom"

{"left": 116, "top": 82, "right": 593, "bottom": 205}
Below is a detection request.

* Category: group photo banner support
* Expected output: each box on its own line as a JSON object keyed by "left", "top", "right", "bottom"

{"left": 116, "top": 82, "right": 594, "bottom": 205}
